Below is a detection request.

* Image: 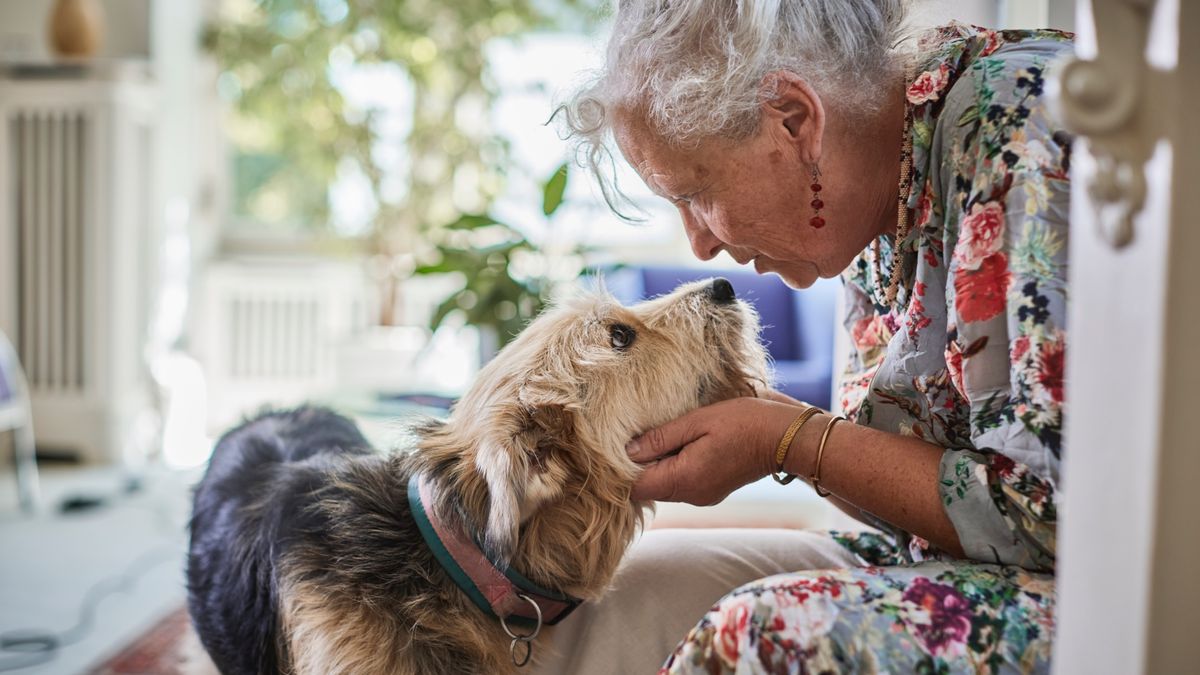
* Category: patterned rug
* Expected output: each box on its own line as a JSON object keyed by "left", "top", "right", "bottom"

{"left": 89, "top": 607, "right": 214, "bottom": 675}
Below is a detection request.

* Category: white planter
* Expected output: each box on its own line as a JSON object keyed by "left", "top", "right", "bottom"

{"left": 335, "top": 326, "right": 429, "bottom": 394}
{"left": 335, "top": 324, "right": 479, "bottom": 398}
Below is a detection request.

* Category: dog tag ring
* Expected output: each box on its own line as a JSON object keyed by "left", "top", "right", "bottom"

{"left": 500, "top": 594, "right": 543, "bottom": 668}
{"left": 510, "top": 639, "right": 532, "bottom": 668}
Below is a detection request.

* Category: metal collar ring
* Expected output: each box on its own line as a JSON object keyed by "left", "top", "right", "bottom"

{"left": 501, "top": 594, "right": 543, "bottom": 668}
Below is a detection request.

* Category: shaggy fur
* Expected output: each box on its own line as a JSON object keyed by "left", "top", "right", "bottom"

{"left": 187, "top": 279, "right": 769, "bottom": 675}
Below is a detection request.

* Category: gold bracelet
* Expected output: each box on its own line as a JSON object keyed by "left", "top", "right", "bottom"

{"left": 810, "top": 415, "right": 846, "bottom": 497}
{"left": 771, "top": 406, "right": 821, "bottom": 484}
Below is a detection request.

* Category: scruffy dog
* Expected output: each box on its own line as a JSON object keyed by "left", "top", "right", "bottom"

{"left": 187, "top": 278, "right": 769, "bottom": 675}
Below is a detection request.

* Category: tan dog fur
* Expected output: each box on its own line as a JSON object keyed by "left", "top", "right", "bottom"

{"left": 274, "top": 280, "right": 769, "bottom": 674}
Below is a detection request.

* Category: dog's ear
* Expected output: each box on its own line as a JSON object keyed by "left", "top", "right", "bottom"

{"left": 474, "top": 402, "right": 577, "bottom": 562}
{"left": 524, "top": 403, "right": 576, "bottom": 449}
{"left": 474, "top": 437, "right": 523, "bottom": 563}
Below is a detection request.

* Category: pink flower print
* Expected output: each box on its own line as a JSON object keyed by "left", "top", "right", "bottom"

{"left": 907, "top": 63, "right": 952, "bottom": 104}
{"left": 954, "top": 201, "right": 1007, "bottom": 271}
{"left": 945, "top": 342, "right": 966, "bottom": 397}
{"left": 990, "top": 453, "right": 1017, "bottom": 478}
{"left": 980, "top": 29, "right": 1005, "bottom": 56}
{"left": 955, "top": 253, "right": 1010, "bottom": 323}
{"left": 772, "top": 583, "right": 842, "bottom": 650}
{"left": 882, "top": 312, "right": 902, "bottom": 336}
{"left": 851, "top": 315, "right": 893, "bottom": 353}
{"left": 916, "top": 182, "right": 935, "bottom": 229}
{"left": 1038, "top": 337, "right": 1066, "bottom": 404}
{"left": 906, "top": 282, "right": 933, "bottom": 337}
{"left": 714, "top": 596, "right": 752, "bottom": 667}
{"left": 902, "top": 578, "right": 973, "bottom": 658}
{"left": 1011, "top": 335, "right": 1031, "bottom": 362}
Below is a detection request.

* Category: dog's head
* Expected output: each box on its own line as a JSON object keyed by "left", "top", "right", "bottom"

{"left": 416, "top": 278, "right": 769, "bottom": 580}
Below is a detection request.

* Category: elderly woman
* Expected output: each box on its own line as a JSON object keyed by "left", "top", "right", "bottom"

{"left": 535, "top": 1, "right": 1071, "bottom": 673}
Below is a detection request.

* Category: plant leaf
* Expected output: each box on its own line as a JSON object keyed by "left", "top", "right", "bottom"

{"left": 542, "top": 162, "right": 568, "bottom": 216}
{"left": 443, "top": 213, "right": 499, "bottom": 230}
{"left": 413, "top": 262, "right": 454, "bottom": 275}
{"left": 429, "top": 295, "right": 460, "bottom": 331}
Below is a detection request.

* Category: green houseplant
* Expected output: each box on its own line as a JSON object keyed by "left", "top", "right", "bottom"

{"left": 417, "top": 163, "right": 579, "bottom": 352}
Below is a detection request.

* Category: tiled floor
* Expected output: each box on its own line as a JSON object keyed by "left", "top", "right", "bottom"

{"left": 0, "top": 464, "right": 197, "bottom": 675}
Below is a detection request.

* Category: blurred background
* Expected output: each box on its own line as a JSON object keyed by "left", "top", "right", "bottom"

{"left": 0, "top": 1, "right": 1074, "bottom": 672}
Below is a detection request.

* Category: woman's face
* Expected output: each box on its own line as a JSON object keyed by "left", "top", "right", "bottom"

{"left": 615, "top": 113, "right": 869, "bottom": 289}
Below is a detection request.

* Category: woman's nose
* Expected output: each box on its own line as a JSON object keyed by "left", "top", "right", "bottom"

{"left": 681, "top": 208, "right": 723, "bottom": 261}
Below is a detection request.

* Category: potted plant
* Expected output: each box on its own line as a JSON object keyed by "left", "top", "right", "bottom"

{"left": 416, "top": 163, "right": 581, "bottom": 359}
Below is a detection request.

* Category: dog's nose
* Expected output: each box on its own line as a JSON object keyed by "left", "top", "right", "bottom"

{"left": 708, "top": 278, "right": 736, "bottom": 304}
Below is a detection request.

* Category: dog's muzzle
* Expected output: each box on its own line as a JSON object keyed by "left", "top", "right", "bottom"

{"left": 706, "top": 277, "right": 736, "bottom": 305}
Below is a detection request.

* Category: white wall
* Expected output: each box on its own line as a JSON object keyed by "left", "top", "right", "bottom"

{"left": 1046, "top": 0, "right": 1076, "bottom": 30}
{"left": 0, "top": 0, "right": 151, "bottom": 61}
{"left": 910, "top": 0, "right": 1000, "bottom": 29}
{"left": 908, "top": 0, "right": 1076, "bottom": 31}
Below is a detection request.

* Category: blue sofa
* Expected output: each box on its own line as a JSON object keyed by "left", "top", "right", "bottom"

{"left": 602, "top": 266, "right": 840, "bottom": 410}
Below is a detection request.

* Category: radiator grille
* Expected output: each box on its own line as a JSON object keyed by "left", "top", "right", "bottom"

{"left": 227, "top": 294, "right": 323, "bottom": 380}
{"left": 201, "top": 261, "right": 368, "bottom": 429}
{"left": 10, "top": 110, "right": 88, "bottom": 393}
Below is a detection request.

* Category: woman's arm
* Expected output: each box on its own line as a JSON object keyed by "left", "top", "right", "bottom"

{"left": 783, "top": 411, "right": 966, "bottom": 558}
{"left": 627, "top": 398, "right": 966, "bottom": 557}
{"left": 754, "top": 391, "right": 909, "bottom": 534}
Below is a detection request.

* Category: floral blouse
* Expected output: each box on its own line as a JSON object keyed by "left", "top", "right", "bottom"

{"left": 837, "top": 23, "right": 1074, "bottom": 573}
{"left": 662, "top": 23, "right": 1075, "bottom": 675}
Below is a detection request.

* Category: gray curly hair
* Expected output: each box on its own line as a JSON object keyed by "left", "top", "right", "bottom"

{"left": 558, "top": 0, "right": 910, "bottom": 214}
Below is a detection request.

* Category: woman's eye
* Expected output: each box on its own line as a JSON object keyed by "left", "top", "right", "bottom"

{"left": 609, "top": 324, "right": 636, "bottom": 350}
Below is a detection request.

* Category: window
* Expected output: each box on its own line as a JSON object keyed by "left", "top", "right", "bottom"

{"left": 210, "top": 0, "right": 694, "bottom": 266}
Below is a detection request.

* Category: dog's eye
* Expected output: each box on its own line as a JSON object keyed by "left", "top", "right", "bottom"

{"left": 609, "top": 323, "right": 636, "bottom": 351}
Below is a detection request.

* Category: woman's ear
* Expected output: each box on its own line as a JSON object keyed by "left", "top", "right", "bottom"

{"left": 760, "top": 70, "right": 825, "bottom": 165}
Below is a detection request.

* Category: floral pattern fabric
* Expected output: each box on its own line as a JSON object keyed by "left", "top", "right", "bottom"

{"left": 838, "top": 22, "right": 1073, "bottom": 573}
{"left": 662, "top": 24, "right": 1074, "bottom": 674}
{"left": 664, "top": 562, "right": 1055, "bottom": 675}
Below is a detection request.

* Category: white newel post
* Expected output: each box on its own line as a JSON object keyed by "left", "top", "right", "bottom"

{"left": 1052, "top": 0, "right": 1198, "bottom": 673}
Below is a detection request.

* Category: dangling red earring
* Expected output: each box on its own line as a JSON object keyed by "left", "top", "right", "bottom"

{"left": 809, "top": 164, "right": 825, "bottom": 229}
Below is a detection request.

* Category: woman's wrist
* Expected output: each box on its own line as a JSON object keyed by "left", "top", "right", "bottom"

{"left": 780, "top": 411, "right": 833, "bottom": 481}
{"left": 757, "top": 400, "right": 813, "bottom": 479}
{"left": 769, "top": 405, "right": 821, "bottom": 483}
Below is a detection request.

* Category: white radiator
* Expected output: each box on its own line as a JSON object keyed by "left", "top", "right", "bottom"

{"left": 198, "top": 258, "right": 369, "bottom": 431}
{"left": 0, "top": 73, "right": 157, "bottom": 463}
{"left": 9, "top": 111, "right": 86, "bottom": 393}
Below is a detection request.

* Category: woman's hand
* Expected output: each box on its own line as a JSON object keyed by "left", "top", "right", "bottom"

{"left": 626, "top": 397, "right": 803, "bottom": 505}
